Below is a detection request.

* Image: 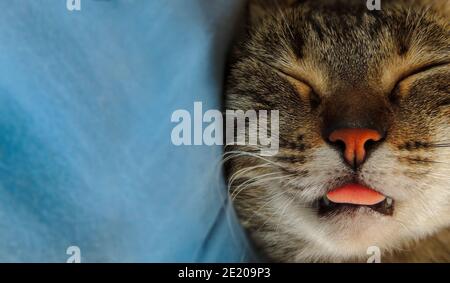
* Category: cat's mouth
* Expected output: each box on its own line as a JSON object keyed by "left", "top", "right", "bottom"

{"left": 315, "top": 183, "right": 395, "bottom": 216}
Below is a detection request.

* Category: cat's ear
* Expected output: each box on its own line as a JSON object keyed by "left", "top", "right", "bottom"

{"left": 248, "top": 0, "right": 298, "bottom": 25}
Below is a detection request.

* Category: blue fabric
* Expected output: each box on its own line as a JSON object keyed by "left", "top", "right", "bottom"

{"left": 0, "top": 0, "right": 253, "bottom": 262}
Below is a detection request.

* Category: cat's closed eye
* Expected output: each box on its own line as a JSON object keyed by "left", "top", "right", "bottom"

{"left": 389, "top": 62, "right": 450, "bottom": 104}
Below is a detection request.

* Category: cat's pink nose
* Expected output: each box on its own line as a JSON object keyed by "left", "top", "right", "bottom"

{"left": 329, "top": 128, "right": 382, "bottom": 168}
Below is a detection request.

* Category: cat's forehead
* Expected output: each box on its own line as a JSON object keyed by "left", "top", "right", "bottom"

{"left": 250, "top": 2, "right": 449, "bottom": 94}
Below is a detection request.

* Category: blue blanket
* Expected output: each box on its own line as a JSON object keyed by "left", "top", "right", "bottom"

{"left": 0, "top": 0, "right": 253, "bottom": 262}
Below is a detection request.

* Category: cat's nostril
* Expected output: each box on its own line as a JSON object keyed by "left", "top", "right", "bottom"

{"left": 333, "top": 139, "right": 346, "bottom": 154}
{"left": 328, "top": 128, "right": 383, "bottom": 169}
{"left": 364, "top": 139, "right": 379, "bottom": 154}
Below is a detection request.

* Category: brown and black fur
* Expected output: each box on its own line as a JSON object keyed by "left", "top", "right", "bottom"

{"left": 225, "top": 0, "right": 450, "bottom": 262}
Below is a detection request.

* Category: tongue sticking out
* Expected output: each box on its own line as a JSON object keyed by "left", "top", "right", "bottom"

{"left": 326, "top": 184, "right": 386, "bottom": 206}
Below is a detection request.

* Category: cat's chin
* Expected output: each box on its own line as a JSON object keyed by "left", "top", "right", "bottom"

{"left": 292, "top": 194, "right": 407, "bottom": 261}
{"left": 305, "top": 210, "right": 404, "bottom": 261}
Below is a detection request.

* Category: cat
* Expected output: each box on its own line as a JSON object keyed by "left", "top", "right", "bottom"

{"left": 224, "top": 0, "right": 450, "bottom": 262}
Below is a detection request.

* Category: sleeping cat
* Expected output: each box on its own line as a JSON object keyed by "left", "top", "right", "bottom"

{"left": 225, "top": 0, "right": 449, "bottom": 262}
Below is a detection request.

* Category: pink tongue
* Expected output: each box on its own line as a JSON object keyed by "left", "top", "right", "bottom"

{"left": 327, "top": 184, "right": 386, "bottom": 206}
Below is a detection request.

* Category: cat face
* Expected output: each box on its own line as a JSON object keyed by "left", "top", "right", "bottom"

{"left": 225, "top": 0, "right": 450, "bottom": 262}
